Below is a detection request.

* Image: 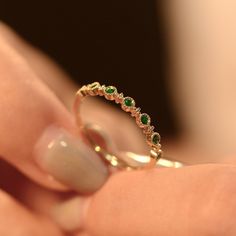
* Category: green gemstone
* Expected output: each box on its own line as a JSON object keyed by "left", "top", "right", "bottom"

{"left": 105, "top": 86, "right": 116, "bottom": 94}
{"left": 152, "top": 133, "right": 160, "bottom": 145}
{"left": 140, "top": 114, "right": 149, "bottom": 125}
{"left": 124, "top": 97, "right": 134, "bottom": 107}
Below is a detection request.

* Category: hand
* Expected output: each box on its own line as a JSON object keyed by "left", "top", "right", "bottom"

{"left": 0, "top": 22, "right": 145, "bottom": 235}
{"left": 1, "top": 22, "right": 236, "bottom": 236}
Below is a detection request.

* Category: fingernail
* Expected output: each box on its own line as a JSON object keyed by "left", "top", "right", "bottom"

{"left": 34, "top": 125, "right": 109, "bottom": 193}
{"left": 51, "top": 196, "right": 90, "bottom": 231}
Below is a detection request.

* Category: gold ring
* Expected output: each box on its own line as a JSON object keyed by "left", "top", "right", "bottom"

{"left": 74, "top": 82, "right": 183, "bottom": 170}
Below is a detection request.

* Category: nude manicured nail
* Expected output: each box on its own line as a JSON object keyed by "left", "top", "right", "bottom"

{"left": 34, "top": 125, "right": 109, "bottom": 193}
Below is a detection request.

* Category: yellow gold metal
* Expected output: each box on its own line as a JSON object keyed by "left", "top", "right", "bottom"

{"left": 74, "top": 82, "right": 182, "bottom": 170}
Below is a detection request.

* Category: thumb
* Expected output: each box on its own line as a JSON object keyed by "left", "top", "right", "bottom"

{"left": 51, "top": 164, "right": 226, "bottom": 235}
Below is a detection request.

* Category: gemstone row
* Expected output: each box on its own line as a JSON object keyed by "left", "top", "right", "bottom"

{"left": 84, "top": 82, "right": 161, "bottom": 149}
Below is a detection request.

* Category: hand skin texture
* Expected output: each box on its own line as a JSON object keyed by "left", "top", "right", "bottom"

{"left": 0, "top": 19, "right": 236, "bottom": 236}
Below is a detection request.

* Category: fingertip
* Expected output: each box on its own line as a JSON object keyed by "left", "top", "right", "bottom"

{"left": 51, "top": 196, "right": 91, "bottom": 232}
{"left": 34, "top": 124, "right": 109, "bottom": 194}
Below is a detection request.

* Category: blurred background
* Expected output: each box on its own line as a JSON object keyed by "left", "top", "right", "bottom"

{"left": 0, "top": 0, "right": 178, "bottom": 138}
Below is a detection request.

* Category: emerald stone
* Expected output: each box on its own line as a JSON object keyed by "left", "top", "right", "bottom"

{"left": 152, "top": 133, "right": 160, "bottom": 145}
{"left": 124, "top": 97, "right": 134, "bottom": 107}
{"left": 105, "top": 86, "right": 116, "bottom": 94}
{"left": 140, "top": 114, "right": 150, "bottom": 125}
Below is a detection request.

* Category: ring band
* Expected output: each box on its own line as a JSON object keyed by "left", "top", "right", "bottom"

{"left": 74, "top": 82, "right": 179, "bottom": 170}
{"left": 80, "top": 123, "right": 184, "bottom": 170}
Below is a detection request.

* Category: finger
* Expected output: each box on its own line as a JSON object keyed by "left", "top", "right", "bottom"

{"left": 34, "top": 123, "right": 151, "bottom": 195}
{"left": 84, "top": 164, "right": 236, "bottom": 236}
{"left": 51, "top": 196, "right": 89, "bottom": 232}
{"left": 0, "top": 35, "right": 109, "bottom": 192}
{"left": 74, "top": 232, "right": 91, "bottom": 236}
{"left": 0, "top": 158, "right": 64, "bottom": 216}
{"left": 0, "top": 21, "right": 77, "bottom": 108}
{"left": 165, "top": 0, "right": 236, "bottom": 160}
{"left": 74, "top": 233, "right": 91, "bottom": 236}
{"left": 216, "top": 156, "right": 236, "bottom": 165}
{"left": 0, "top": 189, "right": 63, "bottom": 236}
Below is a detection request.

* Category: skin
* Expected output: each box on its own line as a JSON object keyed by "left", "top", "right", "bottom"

{"left": 0, "top": 22, "right": 147, "bottom": 235}
{"left": 0, "top": 1, "right": 236, "bottom": 233}
{"left": 163, "top": 0, "right": 236, "bottom": 162}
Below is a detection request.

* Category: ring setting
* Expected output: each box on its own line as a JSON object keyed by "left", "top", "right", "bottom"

{"left": 74, "top": 82, "right": 182, "bottom": 170}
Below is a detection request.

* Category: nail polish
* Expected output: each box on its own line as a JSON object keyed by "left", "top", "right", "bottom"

{"left": 34, "top": 125, "right": 109, "bottom": 194}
